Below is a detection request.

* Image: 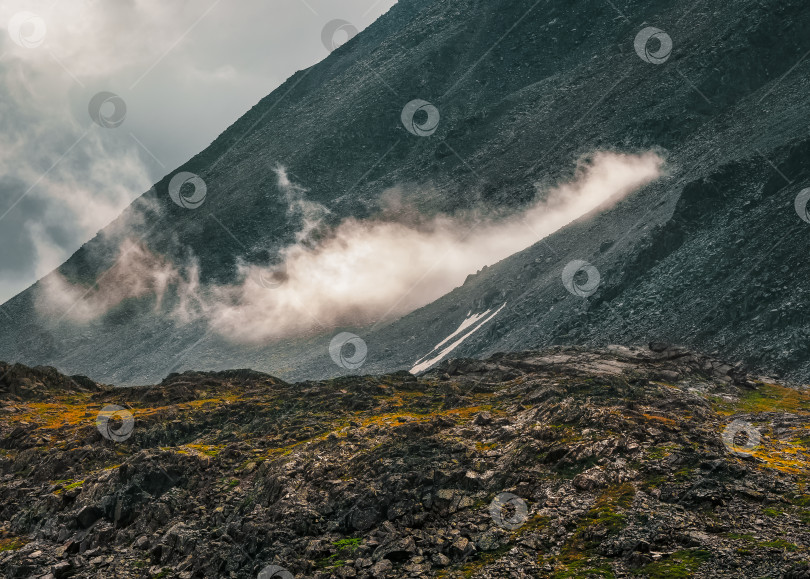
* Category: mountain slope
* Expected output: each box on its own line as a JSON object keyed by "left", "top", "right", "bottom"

{"left": 2, "top": 0, "right": 810, "bottom": 383}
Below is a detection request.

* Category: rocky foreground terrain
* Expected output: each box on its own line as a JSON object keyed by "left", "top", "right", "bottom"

{"left": 0, "top": 345, "right": 809, "bottom": 578}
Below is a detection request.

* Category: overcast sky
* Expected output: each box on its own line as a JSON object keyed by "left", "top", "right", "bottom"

{"left": 0, "top": 0, "right": 397, "bottom": 304}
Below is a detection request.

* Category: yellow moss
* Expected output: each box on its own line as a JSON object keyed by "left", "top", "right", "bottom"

{"left": 183, "top": 444, "right": 224, "bottom": 457}
{"left": 735, "top": 384, "right": 810, "bottom": 414}
{"left": 750, "top": 448, "right": 809, "bottom": 475}
{"left": 641, "top": 414, "right": 677, "bottom": 426}
{"left": 0, "top": 537, "right": 28, "bottom": 551}
{"left": 476, "top": 441, "right": 499, "bottom": 452}
{"left": 356, "top": 403, "right": 495, "bottom": 430}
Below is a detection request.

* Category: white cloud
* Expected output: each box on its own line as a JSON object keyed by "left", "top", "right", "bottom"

{"left": 204, "top": 151, "right": 664, "bottom": 342}
{"left": 34, "top": 151, "right": 665, "bottom": 341}
{"left": 36, "top": 238, "right": 181, "bottom": 323}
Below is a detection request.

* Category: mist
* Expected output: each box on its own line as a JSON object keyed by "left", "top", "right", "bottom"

{"left": 35, "top": 151, "right": 664, "bottom": 340}
{"left": 36, "top": 239, "right": 180, "bottom": 323}
{"left": 209, "top": 151, "right": 664, "bottom": 342}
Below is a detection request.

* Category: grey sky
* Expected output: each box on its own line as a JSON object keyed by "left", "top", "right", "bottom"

{"left": 0, "top": 0, "right": 397, "bottom": 303}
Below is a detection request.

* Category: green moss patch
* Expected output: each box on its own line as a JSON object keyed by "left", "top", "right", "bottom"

{"left": 0, "top": 537, "right": 28, "bottom": 552}
{"left": 633, "top": 549, "right": 711, "bottom": 578}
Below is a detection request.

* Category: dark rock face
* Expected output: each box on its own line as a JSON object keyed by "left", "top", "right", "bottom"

{"left": 1, "top": 0, "right": 810, "bottom": 385}
{"left": 75, "top": 507, "right": 102, "bottom": 530}
{"left": 1, "top": 345, "right": 808, "bottom": 577}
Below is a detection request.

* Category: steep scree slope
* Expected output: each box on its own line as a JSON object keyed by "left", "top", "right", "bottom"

{"left": 2, "top": 0, "right": 810, "bottom": 383}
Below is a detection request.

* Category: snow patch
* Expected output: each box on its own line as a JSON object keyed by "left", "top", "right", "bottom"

{"left": 431, "top": 309, "right": 493, "bottom": 351}
{"left": 410, "top": 303, "right": 506, "bottom": 374}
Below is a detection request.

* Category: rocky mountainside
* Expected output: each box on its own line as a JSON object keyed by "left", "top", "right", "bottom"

{"left": 1, "top": 345, "right": 809, "bottom": 578}
{"left": 3, "top": 0, "right": 810, "bottom": 384}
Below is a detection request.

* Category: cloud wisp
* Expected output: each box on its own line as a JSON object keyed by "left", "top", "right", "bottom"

{"left": 205, "top": 151, "right": 664, "bottom": 341}
{"left": 36, "top": 239, "right": 181, "bottom": 323}
{"left": 36, "top": 151, "right": 664, "bottom": 341}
